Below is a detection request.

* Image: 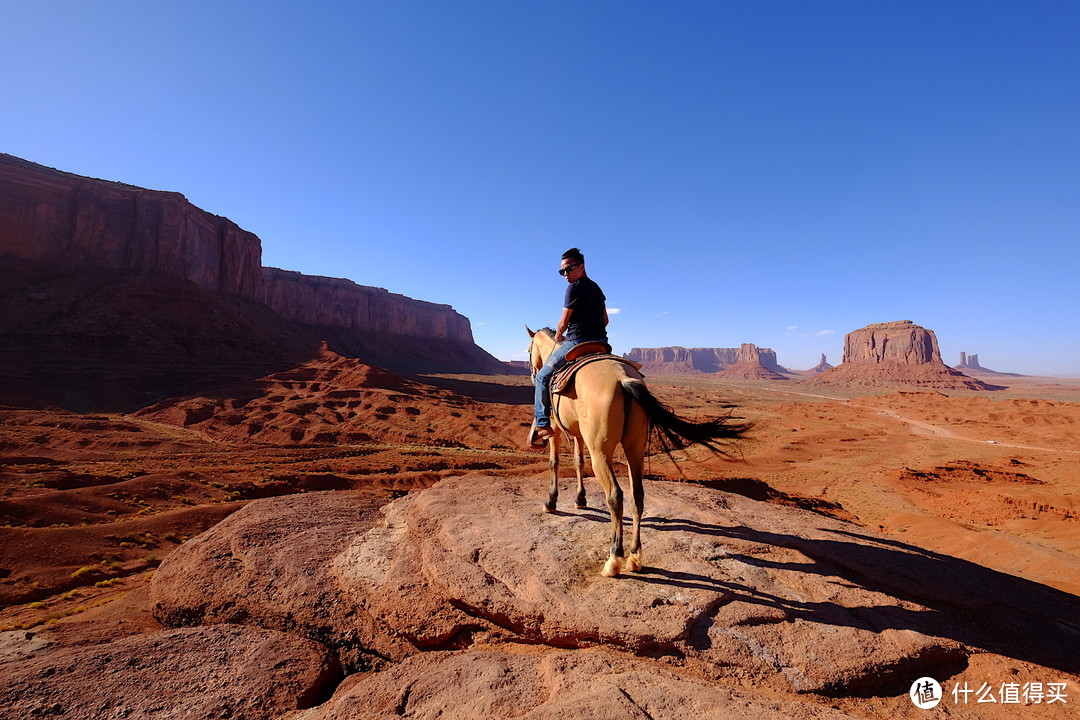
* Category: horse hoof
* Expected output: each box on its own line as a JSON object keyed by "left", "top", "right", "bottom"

{"left": 602, "top": 557, "right": 623, "bottom": 577}
{"left": 543, "top": 504, "right": 556, "bottom": 514}
{"left": 625, "top": 553, "right": 642, "bottom": 572}
{"left": 575, "top": 502, "right": 587, "bottom": 510}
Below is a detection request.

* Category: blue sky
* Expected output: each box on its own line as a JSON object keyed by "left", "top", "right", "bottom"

{"left": 4, "top": 2, "right": 1078, "bottom": 375}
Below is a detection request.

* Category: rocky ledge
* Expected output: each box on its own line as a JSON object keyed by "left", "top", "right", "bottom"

{"left": 117, "top": 474, "right": 1080, "bottom": 718}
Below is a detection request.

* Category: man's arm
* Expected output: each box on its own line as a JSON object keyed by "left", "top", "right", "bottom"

{"left": 604, "top": 308, "right": 609, "bottom": 327}
{"left": 554, "top": 308, "right": 573, "bottom": 343}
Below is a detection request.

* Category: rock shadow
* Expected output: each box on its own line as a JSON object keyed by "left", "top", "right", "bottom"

{"left": 638, "top": 516, "right": 1080, "bottom": 676}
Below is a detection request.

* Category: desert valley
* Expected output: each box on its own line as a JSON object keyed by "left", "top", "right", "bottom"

{"left": 1, "top": 154, "right": 1078, "bottom": 719}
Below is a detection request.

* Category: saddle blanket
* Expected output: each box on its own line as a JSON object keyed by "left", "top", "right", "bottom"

{"left": 551, "top": 353, "right": 643, "bottom": 395}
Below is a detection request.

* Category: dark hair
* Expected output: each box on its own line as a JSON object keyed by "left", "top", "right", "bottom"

{"left": 561, "top": 247, "right": 584, "bottom": 264}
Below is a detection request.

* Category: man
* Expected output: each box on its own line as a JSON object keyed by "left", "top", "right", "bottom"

{"left": 532, "top": 247, "right": 609, "bottom": 446}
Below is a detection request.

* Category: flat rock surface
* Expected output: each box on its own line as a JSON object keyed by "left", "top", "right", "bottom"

{"left": 149, "top": 489, "right": 409, "bottom": 671}
{"left": 0, "top": 624, "right": 338, "bottom": 720}
{"left": 333, "top": 474, "right": 967, "bottom": 695}
{"left": 285, "top": 645, "right": 862, "bottom": 720}
{"left": 151, "top": 473, "right": 1080, "bottom": 707}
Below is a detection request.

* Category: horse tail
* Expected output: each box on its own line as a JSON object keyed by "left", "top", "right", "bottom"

{"left": 619, "top": 379, "right": 749, "bottom": 456}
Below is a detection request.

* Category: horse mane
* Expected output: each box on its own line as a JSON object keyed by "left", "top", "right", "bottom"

{"left": 538, "top": 327, "right": 555, "bottom": 339}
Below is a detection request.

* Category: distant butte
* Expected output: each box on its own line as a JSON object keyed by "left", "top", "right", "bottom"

{"left": 624, "top": 344, "right": 789, "bottom": 379}
{"left": 813, "top": 321, "right": 1004, "bottom": 390}
{"left": 804, "top": 353, "right": 834, "bottom": 374}
{"left": 955, "top": 351, "right": 1022, "bottom": 377}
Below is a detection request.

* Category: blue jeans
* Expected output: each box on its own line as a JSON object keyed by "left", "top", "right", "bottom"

{"left": 535, "top": 339, "right": 597, "bottom": 428}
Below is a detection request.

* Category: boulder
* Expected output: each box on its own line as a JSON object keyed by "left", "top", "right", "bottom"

{"left": 0, "top": 625, "right": 338, "bottom": 719}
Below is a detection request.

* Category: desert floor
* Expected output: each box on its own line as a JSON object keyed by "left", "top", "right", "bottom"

{"left": 1, "top": 367, "right": 1078, "bottom": 716}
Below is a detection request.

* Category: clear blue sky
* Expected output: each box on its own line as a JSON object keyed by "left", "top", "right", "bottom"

{"left": 4, "top": 2, "right": 1078, "bottom": 375}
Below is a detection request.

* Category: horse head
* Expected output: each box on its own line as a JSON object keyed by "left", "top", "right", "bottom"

{"left": 525, "top": 325, "right": 556, "bottom": 376}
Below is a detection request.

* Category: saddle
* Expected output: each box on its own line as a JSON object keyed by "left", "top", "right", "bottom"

{"left": 551, "top": 343, "right": 642, "bottom": 395}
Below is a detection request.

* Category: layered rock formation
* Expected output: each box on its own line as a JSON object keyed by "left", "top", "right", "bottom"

{"left": 0, "top": 154, "right": 512, "bottom": 408}
{"left": 814, "top": 321, "right": 1002, "bottom": 390}
{"left": 0, "top": 154, "right": 262, "bottom": 299}
{"left": 625, "top": 343, "right": 787, "bottom": 379}
{"left": 262, "top": 268, "right": 473, "bottom": 343}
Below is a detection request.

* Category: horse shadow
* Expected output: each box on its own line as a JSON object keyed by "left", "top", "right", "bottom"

{"left": 566, "top": 506, "right": 1080, "bottom": 677}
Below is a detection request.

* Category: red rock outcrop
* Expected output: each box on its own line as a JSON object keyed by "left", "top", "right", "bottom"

{"left": 302, "top": 647, "right": 861, "bottom": 720}
{"left": 842, "top": 320, "right": 941, "bottom": 365}
{"left": 0, "top": 625, "right": 338, "bottom": 719}
{"left": 806, "top": 353, "right": 834, "bottom": 373}
{"left": 0, "top": 154, "right": 262, "bottom": 299}
{"left": 815, "top": 321, "right": 1002, "bottom": 390}
{"left": 135, "top": 344, "right": 527, "bottom": 450}
{"left": 148, "top": 473, "right": 1080, "bottom": 717}
{"left": 0, "top": 154, "right": 515, "bottom": 408}
{"left": 625, "top": 343, "right": 786, "bottom": 377}
{"left": 955, "top": 352, "right": 1018, "bottom": 377}
{"left": 262, "top": 268, "right": 473, "bottom": 343}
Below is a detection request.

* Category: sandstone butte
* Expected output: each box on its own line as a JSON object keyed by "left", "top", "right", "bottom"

{"left": 625, "top": 344, "right": 789, "bottom": 380}
{"left": 811, "top": 321, "right": 1003, "bottom": 391}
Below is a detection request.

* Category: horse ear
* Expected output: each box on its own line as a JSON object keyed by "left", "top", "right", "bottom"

{"left": 526, "top": 325, "right": 535, "bottom": 338}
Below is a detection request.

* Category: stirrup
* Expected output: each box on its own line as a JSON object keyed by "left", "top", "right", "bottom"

{"left": 527, "top": 420, "right": 554, "bottom": 447}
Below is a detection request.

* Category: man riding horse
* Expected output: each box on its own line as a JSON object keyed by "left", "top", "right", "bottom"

{"left": 530, "top": 247, "right": 609, "bottom": 447}
{"left": 526, "top": 248, "right": 747, "bottom": 576}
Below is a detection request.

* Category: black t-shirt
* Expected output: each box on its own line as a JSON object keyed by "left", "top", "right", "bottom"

{"left": 563, "top": 276, "right": 607, "bottom": 342}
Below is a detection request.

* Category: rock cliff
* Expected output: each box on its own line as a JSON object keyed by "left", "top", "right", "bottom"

{"left": 262, "top": 268, "right": 473, "bottom": 343}
{"left": 815, "top": 321, "right": 1002, "bottom": 390}
{"left": 841, "top": 320, "right": 941, "bottom": 365}
{"left": 624, "top": 344, "right": 787, "bottom": 377}
{"left": 0, "top": 153, "right": 262, "bottom": 299}
{"left": 0, "top": 154, "right": 513, "bottom": 406}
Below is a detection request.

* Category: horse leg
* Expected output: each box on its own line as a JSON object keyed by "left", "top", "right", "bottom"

{"left": 587, "top": 447, "right": 624, "bottom": 577}
{"left": 573, "top": 437, "right": 587, "bottom": 508}
{"left": 544, "top": 430, "right": 561, "bottom": 513}
{"left": 622, "top": 404, "right": 649, "bottom": 572}
{"left": 624, "top": 450, "right": 646, "bottom": 572}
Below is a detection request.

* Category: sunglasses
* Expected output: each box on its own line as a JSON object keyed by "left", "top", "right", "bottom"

{"left": 558, "top": 263, "right": 581, "bottom": 276}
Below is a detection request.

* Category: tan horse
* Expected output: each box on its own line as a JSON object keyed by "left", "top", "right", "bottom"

{"left": 527, "top": 327, "right": 746, "bottom": 577}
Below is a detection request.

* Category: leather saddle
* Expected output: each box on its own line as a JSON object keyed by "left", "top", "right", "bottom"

{"left": 551, "top": 343, "right": 642, "bottom": 395}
